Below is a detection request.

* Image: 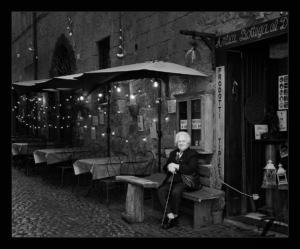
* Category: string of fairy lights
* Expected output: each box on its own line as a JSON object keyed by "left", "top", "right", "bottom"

{"left": 13, "top": 76, "right": 171, "bottom": 135}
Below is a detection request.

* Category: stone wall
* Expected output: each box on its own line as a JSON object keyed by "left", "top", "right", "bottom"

{"left": 12, "top": 11, "right": 283, "bottom": 185}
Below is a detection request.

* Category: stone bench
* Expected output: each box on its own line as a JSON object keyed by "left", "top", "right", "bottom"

{"left": 116, "top": 175, "right": 159, "bottom": 223}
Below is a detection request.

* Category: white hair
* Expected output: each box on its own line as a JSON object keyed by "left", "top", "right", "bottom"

{"left": 175, "top": 131, "right": 191, "bottom": 147}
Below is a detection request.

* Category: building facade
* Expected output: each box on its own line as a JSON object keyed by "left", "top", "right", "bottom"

{"left": 11, "top": 12, "right": 289, "bottom": 221}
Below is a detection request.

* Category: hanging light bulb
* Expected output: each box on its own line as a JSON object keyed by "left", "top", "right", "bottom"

{"left": 185, "top": 36, "right": 201, "bottom": 66}
{"left": 117, "top": 86, "right": 121, "bottom": 92}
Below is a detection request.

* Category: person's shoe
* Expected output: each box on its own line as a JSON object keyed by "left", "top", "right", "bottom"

{"left": 162, "top": 217, "right": 178, "bottom": 229}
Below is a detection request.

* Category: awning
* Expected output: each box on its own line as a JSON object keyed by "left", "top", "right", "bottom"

{"left": 12, "top": 73, "right": 84, "bottom": 96}
{"left": 12, "top": 79, "right": 51, "bottom": 96}
{"left": 75, "top": 61, "right": 208, "bottom": 85}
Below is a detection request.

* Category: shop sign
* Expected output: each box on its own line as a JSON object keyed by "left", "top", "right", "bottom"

{"left": 215, "top": 66, "right": 225, "bottom": 180}
{"left": 215, "top": 15, "right": 288, "bottom": 49}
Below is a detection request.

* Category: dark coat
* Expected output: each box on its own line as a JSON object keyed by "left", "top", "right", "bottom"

{"left": 163, "top": 147, "right": 199, "bottom": 183}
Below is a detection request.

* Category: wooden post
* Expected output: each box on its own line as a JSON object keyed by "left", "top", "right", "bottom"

{"left": 121, "top": 184, "right": 144, "bottom": 223}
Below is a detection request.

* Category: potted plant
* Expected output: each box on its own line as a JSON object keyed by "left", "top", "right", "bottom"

{"left": 127, "top": 104, "right": 139, "bottom": 118}
{"left": 211, "top": 195, "right": 225, "bottom": 224}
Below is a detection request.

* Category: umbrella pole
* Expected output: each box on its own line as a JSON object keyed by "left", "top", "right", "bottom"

{"left": 157, "top": 79, "right": 162, "bottom": 173}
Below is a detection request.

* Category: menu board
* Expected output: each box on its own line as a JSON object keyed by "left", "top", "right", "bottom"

{"left": 278, "top": 75, "right": 288, "bottom": 110}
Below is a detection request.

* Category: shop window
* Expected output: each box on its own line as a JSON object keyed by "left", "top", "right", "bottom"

{"left": 97, "top": 37, "right": 110, "bottom": 69}
{"left": 174, "top": 92, "right": 214, "bottom": 153}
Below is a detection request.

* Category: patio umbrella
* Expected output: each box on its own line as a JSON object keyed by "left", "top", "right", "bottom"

{"left": 75, "top": 61, "right": 208, "bottom": 171}
{"left": 12, "top": 79, "right": 51, "bottom": 96}
{"left": 12, "top": 73, "right": 85, "bottom": 96}
{"left": 75, "top": 60, "right": 207, "bottom": 84}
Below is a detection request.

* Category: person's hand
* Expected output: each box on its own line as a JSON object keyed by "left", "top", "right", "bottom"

{"left": 168, "top": 164, "right": 177, "bottom": 174}
{"left": 168, "top": 163, "right": 179, "bottom": 170}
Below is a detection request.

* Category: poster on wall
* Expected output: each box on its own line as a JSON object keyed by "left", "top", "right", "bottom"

{"left": 91, "top": 127, "right": 96, "bottom": 139}
{"left": 278, "top": 75, "right": 288, "bottom": 110}
{"left": 215, "top": 66, "right": 225, "bottom": 181}
{"left": 277, "top": 110, "right": 287, "bottom": 131}
{"left": 180, "top": 120, "right": 187, "bottom": 130}
{"left": 137, "top": 115, "right": 144, "bottom": 131}
{"left": 117, "top": 100, "right": 126, "bottom": 113}
{"left": 192, "top": 119, "right": 201, "bottom": 129}
{"left": 167, "top": 100, "right": 176, "bottom": 113}
{"left": 150, "top": 121, "right": 157, "bottom": 139}
{"left": 92, "top": 116, "right": 98, "bottom": 126}
{"left": 99, "top": 110, "right": 104, "bottom": 124}
{"left": 254, "top": 125, "right": 268, "bottom": 139}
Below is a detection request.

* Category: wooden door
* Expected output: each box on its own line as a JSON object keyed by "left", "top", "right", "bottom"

{"left": 225, "top": 50, "right": 243, "bottom": 216}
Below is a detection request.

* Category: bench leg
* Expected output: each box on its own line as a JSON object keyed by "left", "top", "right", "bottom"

{"left": 193, "top": 199, "right": 213, "bottom": 229}
{"left": 121, "top": 183, "right": 144, "bottom": 223}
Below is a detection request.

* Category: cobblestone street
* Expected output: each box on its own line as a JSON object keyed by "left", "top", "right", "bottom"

{"left": 10, "top": 166, "right": 267, "bottom": 239}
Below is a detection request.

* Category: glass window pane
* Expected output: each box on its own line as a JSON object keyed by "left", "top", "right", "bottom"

{"left": 191, "top": 99, "right": 201, "bottom": 146}
{"left": 178, "top": 101, "right": 187, "bottom": 131}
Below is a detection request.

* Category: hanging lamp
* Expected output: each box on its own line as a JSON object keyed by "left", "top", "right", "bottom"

{"left": 185, "top": 36, "right": 201, "bottom": 66}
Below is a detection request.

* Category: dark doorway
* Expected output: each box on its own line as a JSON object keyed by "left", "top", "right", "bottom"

{"left": 225, "top": 34, "right": 288, "bottom": 217}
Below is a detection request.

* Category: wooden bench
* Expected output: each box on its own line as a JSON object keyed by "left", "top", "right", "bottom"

{"left": 144, "top": 164, "right": 225, "bottom": 229}
{"left": 117, "top": 164, "right": 224, "bottom": 229}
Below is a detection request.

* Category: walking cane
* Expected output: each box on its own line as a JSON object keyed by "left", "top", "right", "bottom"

{"left": 161, "top": 171, "right": 175, "bottom": 227}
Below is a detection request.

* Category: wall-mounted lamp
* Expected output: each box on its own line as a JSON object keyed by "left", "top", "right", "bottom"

{"left": 185, "top": 36, "right": 201, "bottom": 66}
{"left": 180, "top": 30, "right": 216, "bottom": 70}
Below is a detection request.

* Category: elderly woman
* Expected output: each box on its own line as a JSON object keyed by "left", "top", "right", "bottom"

{"left": 157, "top": 131, "right": 201, "bottom": 229}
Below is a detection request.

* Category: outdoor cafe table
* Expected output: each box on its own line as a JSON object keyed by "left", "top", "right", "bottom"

{"left": 73, "top": 156, "right": 155, "bottom": 201}
{"left": 73, "top": 156, "right": 155, "bottom": 180}
{"left": 33, "top": 148, "right": 84, "bottom": 165}
{"left": 12, "top": 142, "right": 55, "bottom": 156}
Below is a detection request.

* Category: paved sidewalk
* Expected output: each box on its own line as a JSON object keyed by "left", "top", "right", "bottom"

{"left": 11, "top": 166, "right": 273, "bottom": 238}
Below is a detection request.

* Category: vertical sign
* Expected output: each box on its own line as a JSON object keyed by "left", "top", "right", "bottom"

{"left": 278, "top": 75, "right": 288, "bottom": 110}
{"left": 216, "top": 66, "right": 225, "bottom": 181}
{"left": 277, "top": 110, "right": 287, "bottom": 131}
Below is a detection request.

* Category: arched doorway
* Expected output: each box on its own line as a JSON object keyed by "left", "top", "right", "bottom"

{"left": 48, "top": 34, "right": 77, "bottom": 142}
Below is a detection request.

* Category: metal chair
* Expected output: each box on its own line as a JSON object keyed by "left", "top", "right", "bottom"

{"left": 13, "top": 134, "right": 32, "bottom": 169}
{"left": 84, "top": 142, "right": 102, "bottom": 159}
{"left": 130, "top": 150, "right": 155, "bottom": 177}
{"left": 24, "top": 137, "right": 47, "bottom": 176}
{"left": 96, "top": 151, "right": 130, "bottom": 205}
{"left": 71, "top": 146, "right": 90, "bottom": 192}
{"left": 54, "top": 139, "right": 70, "bottom": 149}
{"left": 54, "top": 146, "right": 74, "bottom": 187}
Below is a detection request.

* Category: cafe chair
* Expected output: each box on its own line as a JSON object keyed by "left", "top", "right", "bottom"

{"left": 25, "top": 137, "right": 47, "bottom": 176}
{"left": 71, "top": 146, "right": 91, "bottom": 193}
{"left": 54, "top": 139, "right": 70, "bottom": 149}
{"left": 13, "top": 134, "right": 32, "bottom": 170}
{"left": 55, "top": 146, "right": 74, "bottom": 188}
{"left": 130, "top": 150, "right": 155, "bottom": 177}
{"left": 96, "top": 151, "right": 130, "bottom": 205}
{"left": 84, "top": 142, "right": 102, "bottom": 159}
